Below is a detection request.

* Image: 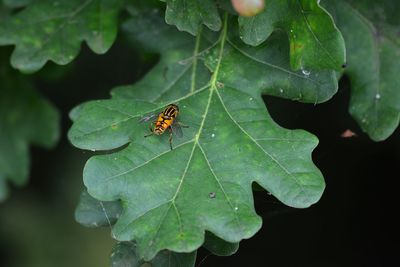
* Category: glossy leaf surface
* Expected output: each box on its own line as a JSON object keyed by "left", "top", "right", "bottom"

{"left": 238, "top": 0, "right": 346, "bottom": 71}
{"left": 69, "top": 10, "right": 328, "bottom": 260}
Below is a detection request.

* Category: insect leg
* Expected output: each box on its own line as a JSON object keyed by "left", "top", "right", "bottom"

{"left": 168, "top": 127, "right": 173, "bottom": 150}
{"left": 144, "top": 122, "right": 155, "bottom": 138}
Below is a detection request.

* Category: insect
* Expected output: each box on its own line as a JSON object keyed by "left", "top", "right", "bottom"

{"left": 139, "top": 104, "right": 187, "bottom": 150}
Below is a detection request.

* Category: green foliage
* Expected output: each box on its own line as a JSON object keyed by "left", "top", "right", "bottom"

{"left": 75, "top": 189, "right": 237, "bottom": 265}
{"left": 323, "top": 0, "right": 400, "bottom": 141}
{"left": 1, "top": 0, "right": 400, "bottom": 266}
{"left": 0, "top": 60, "right": 60, "bottom": 201}
{"left": 0, "top": 0, "right": 122, "bottom": 73}
{"left": 238, "top": 0, "right": 346, "bottom": 71}
{"left": 69, "top": 7, "right": 326, "bottom": 260}
{"left": 164, "top": 0, "right": 222, "bottom": 35}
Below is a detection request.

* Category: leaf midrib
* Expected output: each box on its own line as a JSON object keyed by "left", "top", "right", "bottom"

{"left": 135, "top": 13, "right": 237, "bottom": 251}
{"left": 113, "top": 12, "right": 311, "bottom": 250}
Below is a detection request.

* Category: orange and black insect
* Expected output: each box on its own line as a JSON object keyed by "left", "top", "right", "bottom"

{"left": 139, "top": 104, "right": 187, "bottom": 150}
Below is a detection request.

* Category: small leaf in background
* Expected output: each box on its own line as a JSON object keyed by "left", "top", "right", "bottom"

{"left": 75, "top": 189, "right": 123, "bottom": 228}
{"left": 238, "top": 0, "right": 346, "bottom": 71}
{"left": 111, "top": 242, "right": 196, "bottom": 267}
{"left": 164, "top": 0, "right": 221, "bottom": 35}
{"left": 0, "top": 63, "right": 60, "bottom": 201}
{"left": 0, "top": 0, "right": 123, "bottom": 73}
{"left": 69, "top": 10, "right": 326, "bottom": 260}
{"left": 203, "top": 232, "right": 239, "bottom": 256}
{"left": 231, "top": 0, "right": 265, "bottom": 17}
{"left": 323, "top": 0, "right": 400, "bottom": 141}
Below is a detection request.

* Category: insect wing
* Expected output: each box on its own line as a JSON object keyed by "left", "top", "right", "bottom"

{"left": 171, "top": 123, "right": 183, "bottom": 138}
{"left": 138, "top": 113, "right": 157, "bottom": 123}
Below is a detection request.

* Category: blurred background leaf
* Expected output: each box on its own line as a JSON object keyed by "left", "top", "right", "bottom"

{"left": 323, "top": 0, "right": 400, "bottom": 141}
{"left": 0, "top": 57, "right": 60, "bottom": 201}
{"left": 0, "top": 0, "right": 123, "bottom": 73}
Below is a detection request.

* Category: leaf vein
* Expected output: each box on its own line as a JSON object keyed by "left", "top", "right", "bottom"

{"left": 103, "top": 140, "right": 195, "bottom": 183}
{"left": 215, "top": 89, "right": 308, "bottom": 195}
{"left": 227, "top": 39, "right": 322, "bottom": 86}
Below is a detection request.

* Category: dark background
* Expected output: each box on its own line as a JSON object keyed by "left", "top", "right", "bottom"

{"left": 0, "top": 34, "right": 398, "bottom": 267}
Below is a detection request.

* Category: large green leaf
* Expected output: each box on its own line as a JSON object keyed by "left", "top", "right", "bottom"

{"left": 111, "top": 242, "right": 196, "bottom": 267}
{"left": 0, "top": 0, "right": 123, "bottom": 73}
{"left": 164, "top": 0, "right": 221, "bottom": 35}
{"left": 238, "top": 0, "right": 346, "bottom": 71}
{"left": 323, "top": 0, "right": 400, "bottom": 141}
{"left": 69, "top": 11, "right": 330, "bottom": 260}
{"left": 0, "top": 62, "right": 60, "bottom": 200}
